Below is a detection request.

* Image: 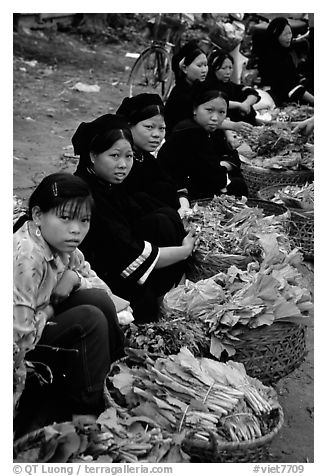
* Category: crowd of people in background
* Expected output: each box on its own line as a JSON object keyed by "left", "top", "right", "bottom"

{"left": 13, "top": 15, "right": 314, "bottom": 437}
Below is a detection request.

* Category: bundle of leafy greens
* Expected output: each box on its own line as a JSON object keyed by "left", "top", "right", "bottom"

{"left": 14, "top": 402, "right": 190, "bottom": 463}
{"left": 107, "top": 347, "right": 280, "bottom": 446}
{"left": 203, "top": 238, "right": 313, "bottom": 358}
{"left": 161, "top": 235, "right": 312, "bottom": 358}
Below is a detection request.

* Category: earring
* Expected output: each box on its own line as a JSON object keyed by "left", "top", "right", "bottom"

{"left": 35, "top": 227, "right": 41, "bottom": 237}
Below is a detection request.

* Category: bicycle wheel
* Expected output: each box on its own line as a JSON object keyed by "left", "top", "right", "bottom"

{"left": 128, "top": 46, "right": 174, "bottom": 101}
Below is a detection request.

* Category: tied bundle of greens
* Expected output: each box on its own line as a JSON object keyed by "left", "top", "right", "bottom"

{"left": 107, "top": 348, "right": 280, "bottom": 445}
{"left": 184, "top": 195, "right": 290, "bottom": 260}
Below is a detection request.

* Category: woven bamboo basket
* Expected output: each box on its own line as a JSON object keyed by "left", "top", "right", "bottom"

{"left": 241, "top": 162, "right": 314, "bottom": 198}
{"left": 231, "top": 321, "right": 307, "bottom": 385}
{"left": 257, "top": 185, "right": 314, "bottom": 260}
{"left": 182, "top": 405, "right": 284, "bottom": 463}
{"left": 104, "top": 353, "right": 285, "bottom": 464}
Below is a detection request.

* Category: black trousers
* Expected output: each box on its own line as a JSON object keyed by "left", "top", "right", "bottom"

{"left": 14, "top": 288, "right": 125, "bottom": 437}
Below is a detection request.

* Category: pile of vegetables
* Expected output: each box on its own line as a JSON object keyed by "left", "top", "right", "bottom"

{"left": 15, "top": 346, "right": 282, "bottom": 463}
{"left": 238, "top": 124, "right": 313, "bottom": 170}
{"left": 107, "top": 348, "right": 281, "bottom": 446}
{"left": 273, "top": 104, "right": 314, "bottom": 123}
{"left": 268, "top": 183, "right": 314, "bottom": 212}
{"left": 184, "top": 195, "right": 290, "bottom": 260}
{"left": 125, "top": 310, "right": 210, "bottom": 357}
{"left": 163, "top": 236, "right": 313, "bottom": 358}
{"left": 14, "top": 401, "right": 189, "bottom": 463}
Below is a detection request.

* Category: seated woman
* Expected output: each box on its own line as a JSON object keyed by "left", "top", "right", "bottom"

{"left": 164, "top": 40, "right": 208, "bottom": 138}
{"left": 257, "top": 16, "right": 314, "bottom": 107}
{"left": 14, "top": 173, "right": 127, "bottom": 437}
{"left": 206, "top": 51, "right": 260, "bottom": 125}
{"left": 116, "top": 93, "right": 185, "bottom": 213}
{"left": 72, "top": 114, "right": 197, "bottom": 323}
{"left": 164, "top": 40, "right": 253, "bottom": 140}
{"left": 158, "top": 83, "right": 248, "bottom": 204}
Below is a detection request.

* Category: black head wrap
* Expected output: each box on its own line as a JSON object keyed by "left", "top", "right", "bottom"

{"left": 72, "top": 113, "right": 130, "bottom": 172}
{"left": 116, "top": 94, "right": 164, "bottom": 125}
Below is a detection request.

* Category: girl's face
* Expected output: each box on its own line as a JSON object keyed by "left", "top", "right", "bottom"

{"left": 278, "top": 24, "right": 292, "bottom": 48}
{"left": 193, "top": 97, "right": 227, "bottom": 132}
{"left": 33, "top": 201, "right": 91, "bottom": 253}
{"left": 182, "top": 53, "right": 208, "bottom": 84}
{"left": 131, "top": 115, "right": 165, "bottom": 152}
{"left": 215, "top": 58, "right": 233, "bottom": 83}
{"left": 91, "top": 138, "right": 133, "bottom": 184}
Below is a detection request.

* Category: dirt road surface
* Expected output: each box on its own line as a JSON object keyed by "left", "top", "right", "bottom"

{"left": 13, "top": 27, "right": 314, "bottom": 464}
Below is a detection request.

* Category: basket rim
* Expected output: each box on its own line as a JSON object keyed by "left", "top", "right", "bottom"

{"left": 183, "top": 405, "right": 284, "bottom": 454}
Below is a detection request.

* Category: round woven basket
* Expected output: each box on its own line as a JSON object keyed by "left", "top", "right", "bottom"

{"left": 182, "top": 405, "right": 284, "bottom": 463}
{"left": 231, "top": 321, "right": 307, "bottom": 385}
{"left": 289, "top": 211, "right": 314, "bottom": 260}
{"left": 257, "top": 185, "right": 314, "bottom": 260}
{"left": 241, "top": 162, "right": 314, "bottom": 198}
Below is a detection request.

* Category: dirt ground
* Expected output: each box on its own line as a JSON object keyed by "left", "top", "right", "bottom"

{"left": 13, "top": 26, "right": 314, "bottom": 463}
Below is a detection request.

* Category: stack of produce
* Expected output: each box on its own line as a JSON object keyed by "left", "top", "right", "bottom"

{"left": 184, "top": 195, "right": 290, "bottom": 261}
{"left": 238, "top": 123, "right": 313, "bottom": 170}
{"left": 266, "top": 183, "right": 314, "bottom": 213}
{"left": 14, "top": 404, "right": 188, "bottom": 463}
{"left": 273, "top": 104, "right": 314, "bottom": 123}
{"left": 107, "top": 347, "right": 282, "bottom": 450}
{"left": 163, "top": 237, "right": 313, "bottom": 359}
{"left": 15, "top": 345, "right": 284, "bottom": 463}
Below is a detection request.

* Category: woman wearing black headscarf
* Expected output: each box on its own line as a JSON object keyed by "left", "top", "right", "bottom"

{"left": 158, "top": 82, "right": 248, "bottom": 203}
{"left": 116, "top": 93, "right": 182, "bottom": 212}
{"left": 72, "top": 114, "right": 197, "bottom": 323}
{"left": 257, "top": 16, "right": 314, "bottom": 106}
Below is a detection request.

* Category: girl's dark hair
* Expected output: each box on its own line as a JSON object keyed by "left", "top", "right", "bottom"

{"left": 265, "top": 16, "right": 292, "bottom": 49}
{"left": 89, "top": 128, "right": 134, "bottom": 155}
{"left": 28, "top": 172, "right": 94, "bottom": 219}
{"left": 192, "top": 82, "right": 229, "bottom": 109}
{"left": 172, "top": 40, "right": 206, "bottom": 81}
{"left": 207, "top": 51, "right": 234, "bottom": 79}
